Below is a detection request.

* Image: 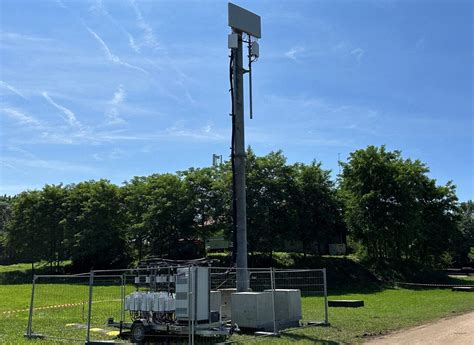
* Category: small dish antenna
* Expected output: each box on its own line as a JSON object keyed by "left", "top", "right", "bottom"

{"left": 227, "top": 2, "right": 262, "bottom": 292}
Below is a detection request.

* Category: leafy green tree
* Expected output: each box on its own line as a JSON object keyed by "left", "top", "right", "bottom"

{"left": 7, "top": 191, "right": 45, "bottom": 270}
{"left": 144, "top": 174, "right": 195, "bottom": 257}
{"left": 123, "top": 174, "right": 196, "bottom": 260}
{"left": 246, "top": 149, "right": 295, "bottom": 257}
{"left": 456, "top": 201, "right": 474, "bottom": 265}
{"left": 6, "top": 185, "right": 67, "bottom": 270}
{"left": 122, "top": 176, "right": 150, "bottom": 261}
{"left": 340, "top": 145, "right": 459, "bottom": 269}
{"left": 0, "top": 196, "right": 13, "bottom": 263}
{"left": 180, "top": 166, "right": 230, "bottom": 246}
{"left": 38, "top": 185, "right": 67, "bottom": 270}
{"left": 290, "top": 162, "right": 344, "bottom": 256}
{"left": 62, "top": 180, "right": 126, "bottom": 270}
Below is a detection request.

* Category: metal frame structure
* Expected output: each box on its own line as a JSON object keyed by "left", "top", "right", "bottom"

{"left": 25, "top": 267, "right": 328, "bottom": 344}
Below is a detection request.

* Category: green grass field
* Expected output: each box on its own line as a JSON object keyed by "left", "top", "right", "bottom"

{"left": 1, "top": 282, "right": 473, "bottom": 345}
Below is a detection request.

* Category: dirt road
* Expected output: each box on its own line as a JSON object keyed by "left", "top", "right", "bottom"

{"left": 365, "top": 311, "right": 474, "bottom": 345}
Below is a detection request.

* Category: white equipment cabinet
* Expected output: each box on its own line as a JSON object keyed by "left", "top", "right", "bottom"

{"left": 231, "top": 289, "right": 302, "bottom": 331}
{"left": 264, "top": 289, "right": 302, "bottom": 329}
{"left": 231, "top": 292, "right": 273, "bottom": 330}
{"left": 175, "top": 267, "right": 210, "bottom": 322}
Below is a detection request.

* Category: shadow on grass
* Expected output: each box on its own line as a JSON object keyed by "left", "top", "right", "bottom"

{"left": 0, "top": 263, "right": 72, "bottom": 284}
{"left": 209, "top": 252, "right": 386, "bottom": 295}
{"left": 281, "top": 332, "right": 339, "bottom": 344}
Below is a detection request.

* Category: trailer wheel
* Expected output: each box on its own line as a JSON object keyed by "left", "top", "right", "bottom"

{"left": 131, "top": 322, "right": 146, "bottom": 343}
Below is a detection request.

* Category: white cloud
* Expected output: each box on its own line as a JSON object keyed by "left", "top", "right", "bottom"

{"left": 105, "top": 84, "right": 127, "bottom": 125}
{"left": 85, "top": 26, "right": 148, "bottom": 74}
{"left": 0, "top": 81, "right": 27, "bottom": 99}
{"left": 260, "top": 94, "right": 380, "bottom": 141}
{"left": 350, "top": 48, "right": 365, "bottom": 62}
{"left": 416, "top": 37, "right": 425, "bottom": 50}
{"left": 90, "top": 0, "right": 142, "bottom": 54}
{"left": 1, "top": 107, "right": 41, "bottom": 126}
{"left": 2, "top": 156, "right": 97, "bottom": 173}
{"left": 0, "top": 31, "right": 53, "bottom": 43}
{"left": 129, "top": 0, "right": 160, "bottom": 51}
{"left": 42, "top": 92, "right": 82, "bottom": 128}
{"left": 285, "top": 46, "right": 305, "bottom": 61}
{"left": 163, "top": 123, "right": 225, "bottom": 142}
{"left": 56, "top": 0, "right": 67, "bottom": 9}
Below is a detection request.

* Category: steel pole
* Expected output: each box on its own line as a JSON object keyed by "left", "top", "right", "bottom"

{"left": 120, "top": 274, "right": 125, "bottom": 324}
{"left": 26, "top": 275, "right": 36, "bottom": 337}
{"left": 323, "top": 268, "right": 328, "bottom": 324}
{"left": 86, "top": 271, "right": 94, "bottom": 343}
{"left": 233, "top": 31, "right": 249, "bottom": 292}
{"left": 270, "top": 267, "right": 277, "bottom": 334}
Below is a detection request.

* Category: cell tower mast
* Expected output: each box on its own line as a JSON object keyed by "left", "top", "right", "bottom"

{"left": 228, "top": 3, "right": 261, "bottom": 292}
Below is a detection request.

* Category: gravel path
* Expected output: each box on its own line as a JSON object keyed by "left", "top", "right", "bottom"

{"left": 365, "top": 311, "right": 474, "bottom": 345}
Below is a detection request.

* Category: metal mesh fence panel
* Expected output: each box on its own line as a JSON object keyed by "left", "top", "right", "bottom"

{"left": 27, "top": 275, "right": 91, "bottom": 342}
{"left": 274, "top": 268, "right": 328, "bottom": 325}
{"left": 28, "top": 267, "right": 327, "bottom": 344}
{"left": 87, "top": 274, "right": 126, "bottom": 343}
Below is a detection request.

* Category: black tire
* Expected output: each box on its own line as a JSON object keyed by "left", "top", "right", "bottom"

{"left": 131, "top": 322, "right": 146, "bottom": 343}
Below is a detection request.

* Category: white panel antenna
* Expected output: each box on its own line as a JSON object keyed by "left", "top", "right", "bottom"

{"left": 228, "top": 3, "right": 261, "bottom": 38}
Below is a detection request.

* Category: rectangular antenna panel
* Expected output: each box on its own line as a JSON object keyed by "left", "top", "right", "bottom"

{"left": 228, "top": 3, "right": 261, "bottom": 38}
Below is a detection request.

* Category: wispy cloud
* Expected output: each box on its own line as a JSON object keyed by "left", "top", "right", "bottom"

{"left": 0, "top": 31, "right": 53, "bottom": 43}
{"left": 42, "top": 92, "right": 82, "bottom": 128}
{"left": 2, "top": 156, "right": 97, "bottom": 173}
{"left": 129, "top": 0, "right": 160, "bottom": 51}
{"left": 0, "top": 81, "right": 28, "bottom": 99}
{"left": 285, "top": 46, "right": 305, "bottom": 61}
{"left": 350, "top": 48, "right": 365, "bottom": 62}
{"left": 416, "top": 37, "right": 425, "bottom": 50}
{"left": 89, "top": 0, "right": 142, "bottom": 54}
{"left": 333, "top": 42, "right": 366, "bottom": 63}
{"left": 260, "top": 94, "right": 380, "bottom": 140}
{"left": 55, "top": 0, "right": 67, "bottom": 9}
{"left": 105, "top": 84, "right": 127, "bottom": 125}
{"left": 1, "top": 107, "right": 41, "bottom": 126}
{"left": 85, "top": 26, "right": 148, "bottom": 74}
{"left": 163, "top": 123, "right": 225, "bottom": 142}
{"left": 92, "top": 148, "right": 126, "bottom": 161}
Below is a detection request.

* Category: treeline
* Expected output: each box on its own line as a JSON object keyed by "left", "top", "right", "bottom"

{"left": 0, "top": 146, "right": 472, "bottom": 273}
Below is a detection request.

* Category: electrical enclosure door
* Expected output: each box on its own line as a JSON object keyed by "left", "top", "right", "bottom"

{"left": 175, "top": 267, "right": 210, "bottom": 321}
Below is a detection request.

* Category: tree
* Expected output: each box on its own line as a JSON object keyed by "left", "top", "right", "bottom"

{"left": 246, "top": 149, "right": 295, "bottom": 257}
{"left": 340, "top": 145, "right": 459, "bottom": 270}
{"left": 7, "top": 191, "right": 45, "bottom": 270}
{"left": 123, "top": 174, "right": 196, "bottom": 260}
{"left": 122, "top": 176, "right": 151, "bottom": 262}
{"left": 455, "top": 201, "right": 474, "bottom": 265}
{"left": 290, "top": 162, "right": 344, "bottom": 256}
{"left": 39, "top": 185, "right": 67, "bottom": 270}
{"left": 0, "top": 196, "right": 13, "bottom": 263}
{"left": 180, "top": 166, "right": 230, "bottom": 246}
{"left": 144, "top": 174, "right": 195, "bottom": 258}
{"left": 62, "top": 180, "right": 126, "bottom": 270}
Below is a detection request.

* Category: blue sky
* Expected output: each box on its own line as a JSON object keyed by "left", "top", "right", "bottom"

{"left": 0, "top": 0, "right": 472, "bottom": 200}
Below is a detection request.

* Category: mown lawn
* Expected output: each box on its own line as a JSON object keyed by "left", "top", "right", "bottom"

{"left": 1, "top": 283, "right": 473, "bottom": 345}
{"left": 243, "top": 288, "right": 474, "bottom": 344}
